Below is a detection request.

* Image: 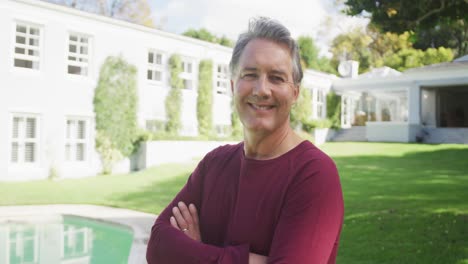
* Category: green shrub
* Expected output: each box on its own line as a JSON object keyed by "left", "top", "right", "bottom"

{"left": 93, "top": 56, "right": 138, "bottom": 158}
{"left": 95, "top": 131, "right": 123, "bottom": 175}
{"left": 197, "top": 60, "right": 213, "bottom": 136}
{"left": 326, "top": 91, "right": 341, "bottom": 129}
{"left": 302, "top": 119, "right": 333, "bottom": 132}
{"left": 290, "top": 87, "right": 312, "bottom": 128}
{"left": 166, "top": 54, "right": 183, "bottom": 134}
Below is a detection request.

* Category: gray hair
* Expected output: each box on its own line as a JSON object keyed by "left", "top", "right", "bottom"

{"left": 229, "top": 17, "right": 303, "bottom": 86}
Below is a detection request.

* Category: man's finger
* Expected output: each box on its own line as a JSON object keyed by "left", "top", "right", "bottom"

{"left": 178, "top": 201, "right": 193, "bottom": 226}
{"left": 189, "top": 204, "right": 199, "bottom": 225}
{"left": 170, "top": 216, "right": 179, "bottom": 229}
{"left": 172, "top": 206, "right": 188, "bottom": 229}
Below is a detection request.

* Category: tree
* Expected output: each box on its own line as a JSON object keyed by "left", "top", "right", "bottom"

{"left": 93, "top": 56, "right": 138, "bottom": 173}
{"left": 297, "top": 36, "right": 337, "bottom": 74}
{"left": 330, "top": 27, "right": 373, "bottom": 73}
{"left": 344, "top": 0, "right": 468, "bottom": 55}
{"left": 165, "top": 54, "right": 184, "bottom": 134}
{"left": 330, "top": 26, "right": 454, "bottom": 72}
{"left": 197, "top": 60, "right": 213, "bottom": 137}
{"left": 41, "top": 0, "right": 155, "bottom": 27}
{"left": 183, "top": 28, "right": 234, "bottom": 47}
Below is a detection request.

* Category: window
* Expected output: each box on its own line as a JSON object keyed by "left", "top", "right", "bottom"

{"left": 11, "top": 114, "right": 39, "bottom": 164}
{"left": 62, "top": 225, "right": 91, "bottom": 258}
{"left": 9, "top": 226, "right": 39, "bottom": 263}
{"left": 316, "top": 89, "right": 325, "bottom": 119}
{"left": 65, "top": 118, "right": 88, "bottom": 162}
{"left": 14, "top": 22, "right": 41, "bottom": 70}
{"left": 147, "top": 50, "right": 165, "bottom": 82}
{"left": 68, "top": 33, "right": 90, "bottom": 76}
{"left": 180, "top": 58, "right": 196, "bottom": 90}
{"left": 215, "top": 64, "right": 229, "bottom": 94}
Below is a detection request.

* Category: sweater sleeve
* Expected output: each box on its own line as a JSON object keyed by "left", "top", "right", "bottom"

{"left": 146, "top": 150, "right": 250, "bottom": 264}
{"left": 267, "top": 156, "right": 344, "bottom": 264}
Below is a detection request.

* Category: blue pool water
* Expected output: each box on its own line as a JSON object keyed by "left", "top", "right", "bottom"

{"left": 1, "top": 215, "right": 134, "bottom": 264}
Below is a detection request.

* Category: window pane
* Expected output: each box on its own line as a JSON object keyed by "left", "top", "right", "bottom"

{"left": 187, "top": 63, "right": 192, "bottom": 73}
{"left": 154, "top": 71, "right": 161, "bottom": 81}
{"left": 147, "top": 70, "right": 152, "bottom": 80}
{"left": 77, "top": 121, "right": 85, "bottom": 139}
{"left": 68, "top": 65, "right": 82, "bottom": 75}
{"left": 15, "top": 47, "right": 25, "bottom": 54}
{"left": 12, "top": 117, "right": 21, "bottom": 138}
{"left": 29, "top": 27, "right": 39, "bottom": 36}
{"left": 65, "top": 144, "right": 71, "bottom": 161}
{"left": 26, "top": 118, "right": 36, "bottom": 139}
{"left": 16, "top": 25, "right": 27, "bottom": 33}
{"left": 156, "top": 54, "right": 162, "bottom": 64}
{"left": 76, "top": 143, "right": 85, "bottom": 161}
{"left": 29, "top": 38, "right": 39, "bottom": 46}
{"left": 28, "top": 49, "right": 39, "bottom": 56}
{"left": 11, "top": 143, "right": 19, "bottom": 163}
{"left": 69, "top": 44, "right": 77, "bottom": 53}
{"left": 80, "top": 46, "right": 88, "bottom": 55}
{"left": 80, "top": 37, "right": 88, "bottom": 43}
{"left": 184, "top": 79, "right": 192, "bottom": 90}
{"left": 16, "top": 36, "right": 26, "bottom": 44}
{"left": 70, "top": 35, "right": 78, "bottom": 41}
{"left": 25, "top": 143, "right": 35, "bottom": 162}
{"left": 14, "top": 59, "right": 33, "bottom": 69}
{"left": 68, "top": 56, "right": 76, "bottom": 61}
{"left": 148, "top": 52, "right": 154, "bottom": 63}
{"left": 66, "top": 120, "right": 72, "bottom": 139}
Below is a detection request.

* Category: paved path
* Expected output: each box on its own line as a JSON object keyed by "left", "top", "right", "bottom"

{"left": 0, "top": 204, "right": 157, "bottom": 264}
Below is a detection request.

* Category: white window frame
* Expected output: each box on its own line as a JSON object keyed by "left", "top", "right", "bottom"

{"left": 8, "top": 226, "right": 40, "bottom": 263}
{"left": 13, "top": 21, "right": 42, "bottom": 70}
{"left": 61, "top": 225, "right": 91, "bottom": 258}
{"left": 147, "top": 50, "right": 166, "bottom": 84}
{"left": 67, "top": 32, "right": 91, "bottom": 76}
{"left": 180, "top": 57, "right": 196, "bottom": 90}
{"left": 10, "top": 113, "right": 40, "bottom": 165}
{"left": 215, "top": 64, "right": 229, "bottom": 95}
{"left": 65, "top": 117, "right": 89, "bottom": 163}
{"left": 314, "top": 89, "right": 326, "bottom": 119}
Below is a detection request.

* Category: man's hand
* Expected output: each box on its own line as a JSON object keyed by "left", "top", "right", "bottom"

{"left": 170, "top": 201, "right": 202, "bottom": 242}
{"left": 249, "top": 252, "right": 268, "bottom": 264}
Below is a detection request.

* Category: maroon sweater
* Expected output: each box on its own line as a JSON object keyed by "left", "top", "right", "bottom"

{"left": 147, "top": 141, "right": 344, "bottom": 263}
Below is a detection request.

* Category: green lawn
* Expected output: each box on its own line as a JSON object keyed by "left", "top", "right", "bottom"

{"left": 1, "top": 142, "right": 467, "bottom": 264}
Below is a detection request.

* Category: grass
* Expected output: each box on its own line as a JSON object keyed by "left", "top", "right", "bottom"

{"left": 1, "top": 142, "right": 467, "bottom": 263}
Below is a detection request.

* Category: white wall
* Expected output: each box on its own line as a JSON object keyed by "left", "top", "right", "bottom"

{"left": 0, "top": 0, "right": 233, "bottom": 180}
{"left": 366, "top": 122, "right": 420, "bottom": 142}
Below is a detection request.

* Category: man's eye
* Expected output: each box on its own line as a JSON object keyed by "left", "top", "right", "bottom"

{"left": 269, "top": 76, "right": 285, "bottom": 84}
{"left": 241, "top": 73, "right": 257, "bottom": 80}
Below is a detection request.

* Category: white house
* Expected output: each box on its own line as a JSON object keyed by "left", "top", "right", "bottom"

{"left": 334, "top": 57, "right": 468, "bottom": 143}
{"left": 0, "top": 0, "right": 331, "bottom": 181}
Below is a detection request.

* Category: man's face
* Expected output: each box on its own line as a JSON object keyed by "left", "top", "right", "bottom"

{"left": 231, "top": 38, "right": 299, "bottom": 134}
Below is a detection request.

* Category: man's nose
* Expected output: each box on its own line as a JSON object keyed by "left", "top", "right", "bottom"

{"left": 253, "top": 75, "right": 271, "bottom": 98}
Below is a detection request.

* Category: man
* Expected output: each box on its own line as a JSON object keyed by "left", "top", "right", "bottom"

{"left": 146, "top": 17, "right": 344, "bottom": 264}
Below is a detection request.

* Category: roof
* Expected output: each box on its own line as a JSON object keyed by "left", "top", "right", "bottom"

{"left": 358, "top": 67, "right": 401, "bottom": 79}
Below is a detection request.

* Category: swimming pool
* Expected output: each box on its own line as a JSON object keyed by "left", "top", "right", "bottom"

{"left": 1, "top": 215, "right": 134, "bottom": 264}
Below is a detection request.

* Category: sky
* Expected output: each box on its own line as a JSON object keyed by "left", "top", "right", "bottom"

{"left": 150, "top": 0, "right": 369, "bottom": 57}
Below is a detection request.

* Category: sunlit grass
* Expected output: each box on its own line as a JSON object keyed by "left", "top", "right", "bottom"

{"left": 1, "top": 142, "right": 467, "bottom": 263}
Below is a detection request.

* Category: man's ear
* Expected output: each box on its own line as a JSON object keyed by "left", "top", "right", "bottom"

{"left": 292, "top": 85, "right": 300, "bottom": 103}
{"left": 230, "top": 79, "right": 234, "bottom": 94}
